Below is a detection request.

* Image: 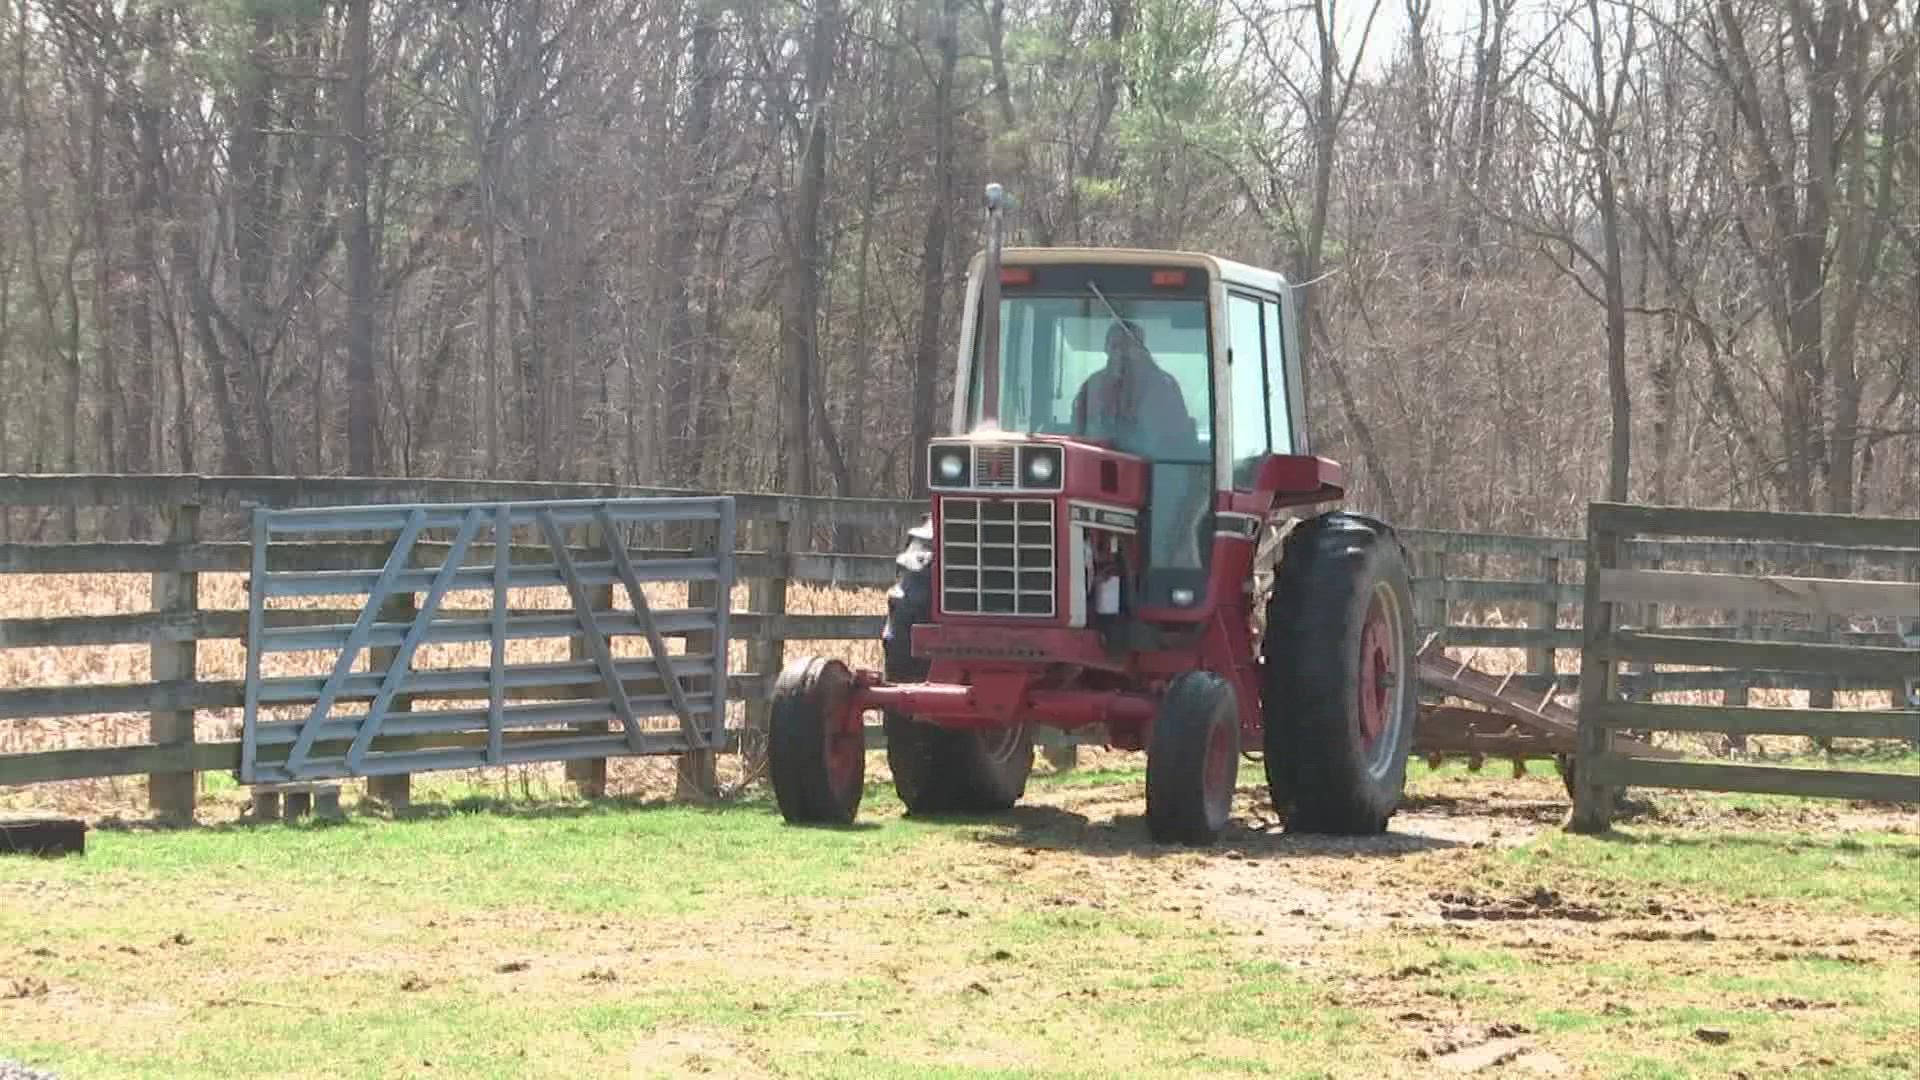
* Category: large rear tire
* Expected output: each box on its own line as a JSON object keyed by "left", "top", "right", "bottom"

{"left": 1146, "top": 671, "right": 1240, "bottom": 845}
{"left": 769, "top": 657, "right": 865, "bottom": 825}
{"left": 881, "top": 520, "right": 1034, "bottom": 814}
{"left": 1262, "top": 513, "right": 1417, "bottom": 834}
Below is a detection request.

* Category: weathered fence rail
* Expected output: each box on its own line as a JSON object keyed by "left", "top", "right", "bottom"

{"left": 1569, "top": 502, "right": 1920, "bottom": 832}
{"left": 3, "top": 474, "right": 1915, "bottom": 820}
{"left": 1400, "top": 526, "right": 1918, "bottom": 698}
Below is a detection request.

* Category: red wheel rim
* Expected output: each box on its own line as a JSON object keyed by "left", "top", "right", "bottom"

{"left": 1358, "top": 593, "right": 1393, "bottom": 748}
{"left": 821, "top": 674, "right": 862, "bottom": 793}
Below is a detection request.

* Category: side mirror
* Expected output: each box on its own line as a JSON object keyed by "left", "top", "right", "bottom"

{"left": 1253, "top": 454, "right": 1346, "bottom": 508}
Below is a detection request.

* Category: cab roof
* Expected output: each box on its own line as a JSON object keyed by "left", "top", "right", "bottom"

{"left": 977, "top": 246, "right": 1294, "bottom": 296}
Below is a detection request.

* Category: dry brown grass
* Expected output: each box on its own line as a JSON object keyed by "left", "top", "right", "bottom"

{"left": 3, "top": 575, "right": 1903, "bottom": 815}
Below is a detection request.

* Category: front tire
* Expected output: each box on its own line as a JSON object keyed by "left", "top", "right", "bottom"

{"left": 1146, "top": 671, "right": 1240, "bottom": 845}
{"left": 1263, "top": 513, "right": 1417, "bottom": 834}
{"left": 882, "top": 519, "right": 1033, "bottom": 815}
{"left": 769, "top": 657, "right": 865, "bottom": 825}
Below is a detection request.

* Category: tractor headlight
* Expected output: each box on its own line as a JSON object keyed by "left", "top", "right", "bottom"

{"left": 932, "top": 448, "right": 968, "bottom": 487}
{"left": 1170, "top": 587, "right": 1197, "bottom": 607}
{"left": 1020, "top": 446, "right": 1063, "bottom": 489}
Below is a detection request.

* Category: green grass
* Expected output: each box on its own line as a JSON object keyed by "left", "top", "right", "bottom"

{"left": 1496, "top": 826, "right": 1920, "bottom": 916}
{"left": 2, "top": 764, "right": 1915, "bottom": 1079}
{"left": 0, "top": 790, "right": 1396, "bottom": 1079}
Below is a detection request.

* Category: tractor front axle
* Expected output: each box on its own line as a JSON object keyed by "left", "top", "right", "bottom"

{"left": 851, "top": 674, "right": 1156, "bottom": 734}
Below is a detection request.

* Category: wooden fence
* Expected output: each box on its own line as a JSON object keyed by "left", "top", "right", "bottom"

{"left": 0, "top": 474, "right": 918, "bottom": 818}
{"left": 1569, "top": 502, "right": 1920, "bottom": 832}
{"left": 1400, "top": 526, "right": 1919, "bottom": 701}
{"left": 2, "top": 474, "right": 1915, "bottom": 820}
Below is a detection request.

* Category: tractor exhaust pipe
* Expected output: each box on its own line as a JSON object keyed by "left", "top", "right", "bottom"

{"left": 977, "top": 183, "right": 1007, "bottom": 427}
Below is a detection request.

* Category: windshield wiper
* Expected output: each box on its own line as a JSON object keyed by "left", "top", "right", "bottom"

{"left": 1087, "top": 281, "right": 1147, "bottom": 351}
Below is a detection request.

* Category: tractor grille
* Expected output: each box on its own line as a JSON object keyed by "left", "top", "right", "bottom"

{"left": 974, "top": 444, "right": 1018, "bottom": 488}
{"left": 940, "top": 499, "right": 1055, "bottom": 617}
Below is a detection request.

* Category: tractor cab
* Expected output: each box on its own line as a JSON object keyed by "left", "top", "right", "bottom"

{"left": 927, "top": 246, "right": 1339, "bottom": 631}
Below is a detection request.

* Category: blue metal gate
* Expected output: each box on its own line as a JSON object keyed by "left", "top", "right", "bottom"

{"left": 242, "top": 497, "right": 735, "bottom": 783}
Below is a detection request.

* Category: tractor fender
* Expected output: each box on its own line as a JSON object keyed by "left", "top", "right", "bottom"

{"left": 1268, "top": 511, "right": 1407, "bottom": 572}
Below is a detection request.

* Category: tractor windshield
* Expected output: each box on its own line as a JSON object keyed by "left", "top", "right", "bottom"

{"left": 966, "top": 283, "right": 1215, "bottom": 577}
{"left": 965, "top": 293, "right": 1213, "bottom": 466}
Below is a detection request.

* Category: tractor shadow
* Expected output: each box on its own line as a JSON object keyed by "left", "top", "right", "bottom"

{"left": 958, "top": 801, "right": 1469, "bottom": 862}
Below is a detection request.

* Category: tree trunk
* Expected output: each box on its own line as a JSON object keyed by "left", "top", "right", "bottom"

{"left": 1589, "top": 0, "right": 1632, "bottom": 503}
{"left": 691, "top": 201, "right": 739, "bottom": 486}
{"left": 781, "top": 0, "right": 838, "bottom": 497}
{"left": 87, "top": 50, "right": 119, "bottom": 482}
{"left": 908, "top": 0, "right": 960, "bottom": 496}
{"left": 230, "top": 8, "right": 277, "bottom": 473}
{"left": 839, "top": 59, "right": 887, "bottom": 549}
{"left": 1458, "top": 0, "right": 1511, "bottom": 273}
{"left": 664, "top": 6, "right": 719, "bottom": 486}
{"left": 345, "top": 0, "right": 375, "bottom": 475}
{"left": 124, "top": 5, "right": 166, "bottom": 498}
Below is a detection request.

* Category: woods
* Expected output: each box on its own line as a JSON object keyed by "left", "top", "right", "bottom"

{"left": 0, "top": 0, "right": 1914, "bottom": 536}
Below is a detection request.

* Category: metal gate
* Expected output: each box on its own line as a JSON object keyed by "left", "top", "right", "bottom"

{"left": 242, "top": 497, "right": 735, "bottom": 783}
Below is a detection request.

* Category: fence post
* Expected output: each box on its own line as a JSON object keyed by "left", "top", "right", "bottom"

{"left": 365, "top": 588, "right": 416, "bottom": 808}
{"left": 1903, "top": 555, "right": 1920, "bottom": 737}
{"left": 1570, "top": 508, "right": 1622, "bottom": 834}
{"left": 1420, "top": 549, "right": 1448, "bottom": 643}
{"left": 1724, "top": 556, "right": 1758, "bottom": 754}
{"left": 1042, "top": 733, "right": 1079, "bottom": 772}
{"left": 567, "top": 522, "right": 612, "bottom": 798}
{"left": 148, "top": 503, "right": 200, "bottom": 822}
{"left": 676, "top": 515, "right": 720, "bottom": 799}
{"left": 1808, "top": 554, "right": 1845, "bottom": 752}
{"left": 1530, "top": 555, "right": 1560, "bottom": 690}
{"left": 744, "top": 513, "right": 791, "bottom": 776}
{"left": 1629, "top": 549, "right": 1661, "bottom": 702}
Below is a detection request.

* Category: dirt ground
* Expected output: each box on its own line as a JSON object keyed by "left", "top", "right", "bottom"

{"left": 852, "top": 767, "right": 1920, "bottom": 1076}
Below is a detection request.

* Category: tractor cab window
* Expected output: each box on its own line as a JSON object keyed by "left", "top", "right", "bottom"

{"left": 968, "top": 286, "right": 1214, "bottom": 576}
{"left": 968, "top": 293, "right": 1212, "bottom": 465}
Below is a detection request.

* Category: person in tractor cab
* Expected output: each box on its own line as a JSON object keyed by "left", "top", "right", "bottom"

{"left": 1072, "top": 318, "right": 1208, "bottom": 569}
{"left": 1071, "top": 319, "right": 1196, "bottom": 454}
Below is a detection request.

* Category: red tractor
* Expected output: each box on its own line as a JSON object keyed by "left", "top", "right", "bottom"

{"left": 769, "top": 186, "right": 1417, "bottom": 844}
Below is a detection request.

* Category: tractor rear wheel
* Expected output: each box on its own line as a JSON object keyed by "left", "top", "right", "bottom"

{"left": 1146, "top": 671, "right": 1240, "bottom": 845}
{"left": 769, "top": 657, "right": 865, "bottom": 825}
{"left": 1263, "top": 513, "right": 1417, "bottom": 834}
{"left": 881, "top": 520, "right": 1034, "bottom": 814}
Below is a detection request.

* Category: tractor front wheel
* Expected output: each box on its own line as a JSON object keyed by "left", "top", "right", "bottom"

{"left": 1263, "top": 513, "right": 1417, "bottom": 835}
{"left": 1146, "top": 671, "right": 1240, "bottom": 845}
{"left": 769, "top": 657, "right": 865, "bottom": 825}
